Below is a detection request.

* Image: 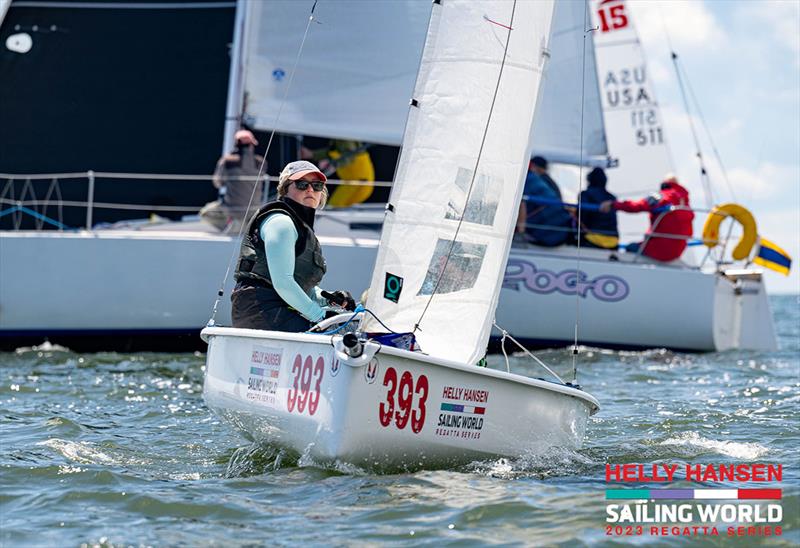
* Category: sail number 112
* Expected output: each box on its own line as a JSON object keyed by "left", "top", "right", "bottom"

{"left": 379, "top": 367, "right": 429, "bottom": 434}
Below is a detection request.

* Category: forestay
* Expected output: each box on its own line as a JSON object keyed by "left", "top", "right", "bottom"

{"left": 363, "top": 0, "right": 555, "bottom": 365}
{"left": 241, "top": 0, "right": 430, "bottom": 145}
{"left": 530, "top": 0, "right": 609, "bottom": 167}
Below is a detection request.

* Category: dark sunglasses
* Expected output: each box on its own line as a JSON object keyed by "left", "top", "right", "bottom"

{"left": 293, "top": 180, "right": 325, "bottom": 192}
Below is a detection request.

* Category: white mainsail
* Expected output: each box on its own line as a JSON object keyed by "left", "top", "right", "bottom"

{"left": 241, "top": 0, "right": 430, "bottom": 145}
{"left": 531, "top": 0, "right": 609, "bottom": 167}
{"left": 240, "top": 0, "right": 601, "bottom": 168}
{"left": 591, "top": 0, "right": 674, "bottom": 237}
{"left": 363, "top": 0, "right": 555, "bottom": 365}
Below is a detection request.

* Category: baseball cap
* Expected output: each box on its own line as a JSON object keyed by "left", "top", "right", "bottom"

{"left": 279, "top": 160, "right": 328, "bottom": 186}
{"left": 234, "top": 129, "right": 258, "bottom": 146}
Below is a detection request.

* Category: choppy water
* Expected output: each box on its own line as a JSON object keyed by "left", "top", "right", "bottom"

{"left": 1, "top": 296, "right": 798, "bottom": 547}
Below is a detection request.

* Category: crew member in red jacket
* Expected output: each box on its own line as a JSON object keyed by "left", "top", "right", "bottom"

{"left": 599, "top": 175, "right": 694, "bottom": 261}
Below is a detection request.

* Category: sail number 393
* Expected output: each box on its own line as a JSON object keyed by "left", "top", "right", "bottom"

{"left": 379, "top": 367, "right": 429, "bottom": 434}
{"left": 287, "top": 354, "right": 324, "bottom": 415}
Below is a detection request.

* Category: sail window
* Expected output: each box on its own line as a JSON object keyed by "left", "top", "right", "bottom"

{"left": 445, "top": 167, "right": 500, "bottom": 227}
{"left": 418, "top": 239, "right": 487, "bottom": 296}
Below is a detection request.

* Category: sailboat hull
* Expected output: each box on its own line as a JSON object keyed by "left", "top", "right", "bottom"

{"left": 202, "top": 327, "right": 598, "bottom": 468}
{"left": 497, "top": 246, "right": 777, "bottom": 352}
{"left": 0, "top": 219, "right": 777, "bottom": 352}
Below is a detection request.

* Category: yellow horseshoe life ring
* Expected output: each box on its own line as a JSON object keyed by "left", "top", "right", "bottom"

{"left": 702, "top": 203, "right": 758, "bottom": 261}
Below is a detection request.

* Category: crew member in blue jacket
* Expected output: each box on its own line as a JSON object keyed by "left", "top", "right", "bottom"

{"left": 577, "top": 167, "right": 619, "bottom": 249}
{"left": 516, "top": 158, "right": 572, "bottom": 246}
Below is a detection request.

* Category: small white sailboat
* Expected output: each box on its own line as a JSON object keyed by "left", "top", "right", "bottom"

{"left": 202, "top": 0, "right": 599, "bottom": 467}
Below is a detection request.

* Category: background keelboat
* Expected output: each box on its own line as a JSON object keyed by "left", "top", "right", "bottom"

{"left": 0, "top": 0, "right": 787, "bottom": 353}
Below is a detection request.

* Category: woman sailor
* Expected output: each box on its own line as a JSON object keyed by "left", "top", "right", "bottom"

{"left": 231, "top": 160, "right": 355, "bottom": 331}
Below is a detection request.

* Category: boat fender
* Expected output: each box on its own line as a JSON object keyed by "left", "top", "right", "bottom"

{"left": 702, "top": 203, "right": 757, "bottom": 261}
{"left": 332, "top": 335, "right": 380, "bottom": 368}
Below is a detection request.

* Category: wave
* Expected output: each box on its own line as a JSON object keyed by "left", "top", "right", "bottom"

{"left": 658, "top": 431, "right": 769, "bottom": 460}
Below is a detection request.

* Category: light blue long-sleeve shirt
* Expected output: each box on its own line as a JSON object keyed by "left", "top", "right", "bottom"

{"left": 260, "top": 213, "right": 326, "bottom": 322}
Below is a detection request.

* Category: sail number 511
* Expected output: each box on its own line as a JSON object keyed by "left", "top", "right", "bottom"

{"left": 379, "top": 367, "right": 429, "bottom": 434}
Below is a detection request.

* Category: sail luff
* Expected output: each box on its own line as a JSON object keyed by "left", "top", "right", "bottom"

{"left": 363, "top": 0, "right": 556, "bottom": 365}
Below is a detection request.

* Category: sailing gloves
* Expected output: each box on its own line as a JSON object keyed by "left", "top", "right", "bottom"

{"left": 325, "top": 290, "right": 356, "bottom": 312}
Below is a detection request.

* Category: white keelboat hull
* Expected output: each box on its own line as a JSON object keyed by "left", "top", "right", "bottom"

{"left": 0, "top": 216, "right": 777, "bottom": 352}
{"left": 202, "top": 327, "right": 599, "bottom": 467}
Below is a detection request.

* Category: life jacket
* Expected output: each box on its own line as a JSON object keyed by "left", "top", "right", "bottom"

{"left": 615, "top": 181, "right": 694, "bottom": 261}
{"left": 579, "top": 185, "right": 619, "bottom": 244}
{"left": 234, "top": 199, "right": 326, "bottom": 293}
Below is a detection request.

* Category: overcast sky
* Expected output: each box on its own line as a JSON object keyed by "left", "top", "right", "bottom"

{"left": 626, "top": 0, "right": 799, "bottom": 294}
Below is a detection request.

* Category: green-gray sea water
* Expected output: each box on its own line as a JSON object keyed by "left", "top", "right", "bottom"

{"left": 1, "top": 296, "right": 798, "bottom": 547}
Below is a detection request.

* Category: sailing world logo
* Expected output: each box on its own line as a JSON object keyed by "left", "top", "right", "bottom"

{"left": 604, "top": 463, "right": 784, "bottom": 539}
{"left": 503, "top": 258, "right": 629, "bottom": 302}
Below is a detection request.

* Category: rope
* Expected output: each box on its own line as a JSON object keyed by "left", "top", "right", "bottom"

{"left": 415, "top": 1, "right": 518, "bottom": 332}
{"left": 208, "top": 0, "right": 320, "bottom": 326}
{"left": 681, "top": 58, "right": 737, "bottom": 203}
{"left": 500, "top": 330, "right": 511, "bottom": 373}
{"left": 670, "top": 51, "right": 714, "bottom": 209}
{"left": 570, "top": 7, "right": 597, "bottom": 384}
{"left": 656, "top": 4, "right": 735, "bottom": 204}
{"left": 363, "top": 308, "right": 397, "bottom": 334}
{"left": 493, "top": 321, "right": 565, "bottom": 384}
{"left": 0, "top": 171, "right": 395, "bottom": 186}
{"left": 656, "top": 7, "right": 714, "bottom": 209}
{"left": 0, "top": 205, "right": 70, "bottom": 229}
{"left": 306, "top": 305, "right": 364, "bottom": 335}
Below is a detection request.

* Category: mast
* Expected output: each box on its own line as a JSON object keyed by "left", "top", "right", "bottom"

{"left": 221, "top": 0, "right": 250, "bottom": 154}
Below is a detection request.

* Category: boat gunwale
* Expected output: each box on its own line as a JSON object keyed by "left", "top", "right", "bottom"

{"left": 201, "top": 326, "right": 601, "bottom": 414}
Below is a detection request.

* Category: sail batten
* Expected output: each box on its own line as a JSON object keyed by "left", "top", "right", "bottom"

{"left": 363, "top": 0, "right": 555, "bottom": 365}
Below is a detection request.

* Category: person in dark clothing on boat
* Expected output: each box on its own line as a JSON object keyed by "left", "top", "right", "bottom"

{"left": 231, "top": 160, "right": 355, "bottom": 331}
{"left": 599, "top": 175, "right": 694, "bottom": 262}
{"left": 200, "top": 129, "right": 264, "bottom": 231}
{"left": 516, "top": 158, "right": 572, "bottom": 246}
{"left": 530, "top": 155, "right": 562, "bottom": 200}
{"left": 576, "top": 167, "right": 619, "bottom": 249}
